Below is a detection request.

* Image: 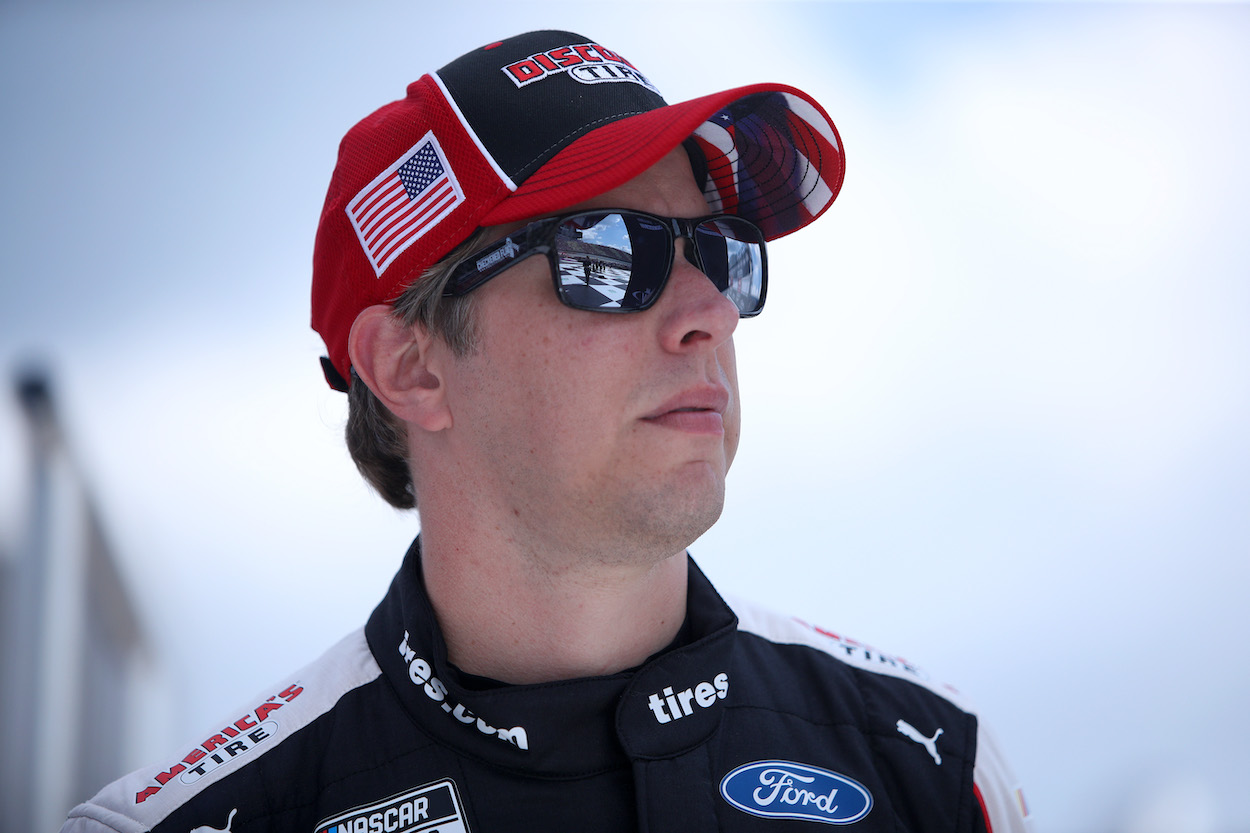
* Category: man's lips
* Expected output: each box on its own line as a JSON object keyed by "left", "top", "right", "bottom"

{"left": 643, "top": 387, "right": 730, "bottom": 433}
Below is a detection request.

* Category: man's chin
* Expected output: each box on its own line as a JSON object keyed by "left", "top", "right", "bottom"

{"left": 636, "top": 484, "right": 727, "bottom": 558}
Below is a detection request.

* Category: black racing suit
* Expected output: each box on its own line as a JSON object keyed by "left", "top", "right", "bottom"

{"left": 64, "top": 540, "right": 1033, "bottom": 832}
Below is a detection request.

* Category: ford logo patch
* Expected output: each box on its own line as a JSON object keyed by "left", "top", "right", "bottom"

{"left": 719, "top": 760, "right": 873, "bottom": 825}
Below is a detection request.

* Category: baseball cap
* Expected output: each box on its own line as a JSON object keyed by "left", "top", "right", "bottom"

{"left": 311, "top": 30, "right": 845, "bottom": 391}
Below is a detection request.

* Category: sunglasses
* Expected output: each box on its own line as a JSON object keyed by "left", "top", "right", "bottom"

{"left": 443, "top": 210, "right": 768, "bottom": 316}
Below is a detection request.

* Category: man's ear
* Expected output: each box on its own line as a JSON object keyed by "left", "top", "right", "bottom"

{"left": 348, "top": 305, "right": 452, "bottom": 432}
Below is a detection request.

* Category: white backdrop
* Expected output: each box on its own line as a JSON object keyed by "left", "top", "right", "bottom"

{"left": 2, "top": 3, "right": 1248, "bottom": 832}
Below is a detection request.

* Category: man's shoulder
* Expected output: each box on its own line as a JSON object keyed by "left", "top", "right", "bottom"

{"left": 62, "top": 628, "right": 383, "bottom": 833}
{"left": 723, "top": 594, "right": 1035, "bottom": 832}
{"left": 724, "top": 593, "right": 975, "bottom": 714}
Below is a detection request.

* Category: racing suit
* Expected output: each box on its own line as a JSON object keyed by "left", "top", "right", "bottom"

{"left": 63, "top": 539, "right": 1033, "bottom": 832}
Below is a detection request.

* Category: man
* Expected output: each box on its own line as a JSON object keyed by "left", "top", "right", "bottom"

{"left": 64, "top": 31, "right": 1032, "bottom": 832}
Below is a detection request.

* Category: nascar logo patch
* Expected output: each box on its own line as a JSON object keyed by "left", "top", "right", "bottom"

{"left": 314, "top": 780, "right": 470, "bottom": 833}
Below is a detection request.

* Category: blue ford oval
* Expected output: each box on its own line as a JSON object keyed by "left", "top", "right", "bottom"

{"left": 719, "top": 760, "right": 873, "bottom": 825}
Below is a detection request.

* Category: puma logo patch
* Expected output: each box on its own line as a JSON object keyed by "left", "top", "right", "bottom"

{"left": 896, "top": 718, "right": 944, "bottom": 765}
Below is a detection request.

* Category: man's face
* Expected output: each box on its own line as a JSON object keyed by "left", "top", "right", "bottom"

{"left": 436, "top": 147, "right": 742, "bottom": 561}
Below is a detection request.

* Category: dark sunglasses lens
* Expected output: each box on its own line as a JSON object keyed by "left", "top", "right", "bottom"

{"left": 694, "top": 218, "right": 766, "bottom": 315}
{"left": 554, "top": 213, "right": 671, "bottom": 311}
{"left": 553, "top": 212, "right": 765, "bottom": 314}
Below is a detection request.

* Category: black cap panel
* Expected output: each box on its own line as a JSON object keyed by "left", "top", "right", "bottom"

{"left": 437, "top": 31, "right": 669, "bottom": 183}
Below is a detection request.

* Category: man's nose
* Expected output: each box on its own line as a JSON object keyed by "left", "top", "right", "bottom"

{"left": 655, "top": 239, "right": 740, "bottom": 352}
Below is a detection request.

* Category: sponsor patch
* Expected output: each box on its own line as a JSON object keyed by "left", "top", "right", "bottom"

{"left": 896, "top": 718, "right": 944, "bottom": 765}
{"left": 134, "top": 683, "right": 303, "bottom": 805}
{"left": 720, "top": 760, "right": 873, "bottom": 825}
{"left": 189, "top": 808, "right": 236, "bottom": 833}
{"left": 645, "top": 672, "right": 729, "bottom": 724}
{"left": 794, "top": 619, "right": 927, "bottom": 679}
{"left": 179, "top": 721, "right": 278, "bottom": 784}
{"left": 398, "top": 631, "right": 528, "bottom": 751}
{"left": 314, "top": 780, "right": 470, "bottom": 833}
{"left": 501, "top": 42, "right": 659, "bottom": 94}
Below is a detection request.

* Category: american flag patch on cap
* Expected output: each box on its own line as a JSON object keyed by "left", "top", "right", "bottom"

{"left": 347, "top": 132, "right": 465, "bottom": 277}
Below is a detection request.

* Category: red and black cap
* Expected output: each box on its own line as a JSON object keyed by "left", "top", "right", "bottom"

{"left": 312, "top": 30, "right": 845, "bottom": 391}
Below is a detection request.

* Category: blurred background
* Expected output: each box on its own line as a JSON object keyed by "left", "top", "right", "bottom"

{"left": 2, "top": 2, "right": 1247, "bottom": 831}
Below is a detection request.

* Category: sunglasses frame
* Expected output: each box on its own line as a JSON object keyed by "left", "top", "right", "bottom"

{"left": 443, "top": 209, "right": 768, "bottom": 317}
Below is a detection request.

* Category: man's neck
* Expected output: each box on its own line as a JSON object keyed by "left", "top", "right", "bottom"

{"left": 418, "top": 532, "right": 689, "bottom": 685}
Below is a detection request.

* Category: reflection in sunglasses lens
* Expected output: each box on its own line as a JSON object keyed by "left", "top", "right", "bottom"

{"left": 554, "top": 212, "right": 763, "bottom": 314}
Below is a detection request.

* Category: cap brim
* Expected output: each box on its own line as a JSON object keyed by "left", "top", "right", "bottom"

{"left": 481, "top": 83, "right": 844, "bottom": 241}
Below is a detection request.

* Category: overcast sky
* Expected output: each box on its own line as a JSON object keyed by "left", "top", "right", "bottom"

{"left": 2, "top": 3, "right": 1249, "bottom": 832}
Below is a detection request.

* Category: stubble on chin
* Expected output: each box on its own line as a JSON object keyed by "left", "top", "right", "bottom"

{"left": 612, "top": 468, "right": 728, "bottom": 564}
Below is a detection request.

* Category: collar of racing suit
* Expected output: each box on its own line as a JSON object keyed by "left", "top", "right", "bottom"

{"left": 363, "top": 537, "right": 739, "bottom": 777}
